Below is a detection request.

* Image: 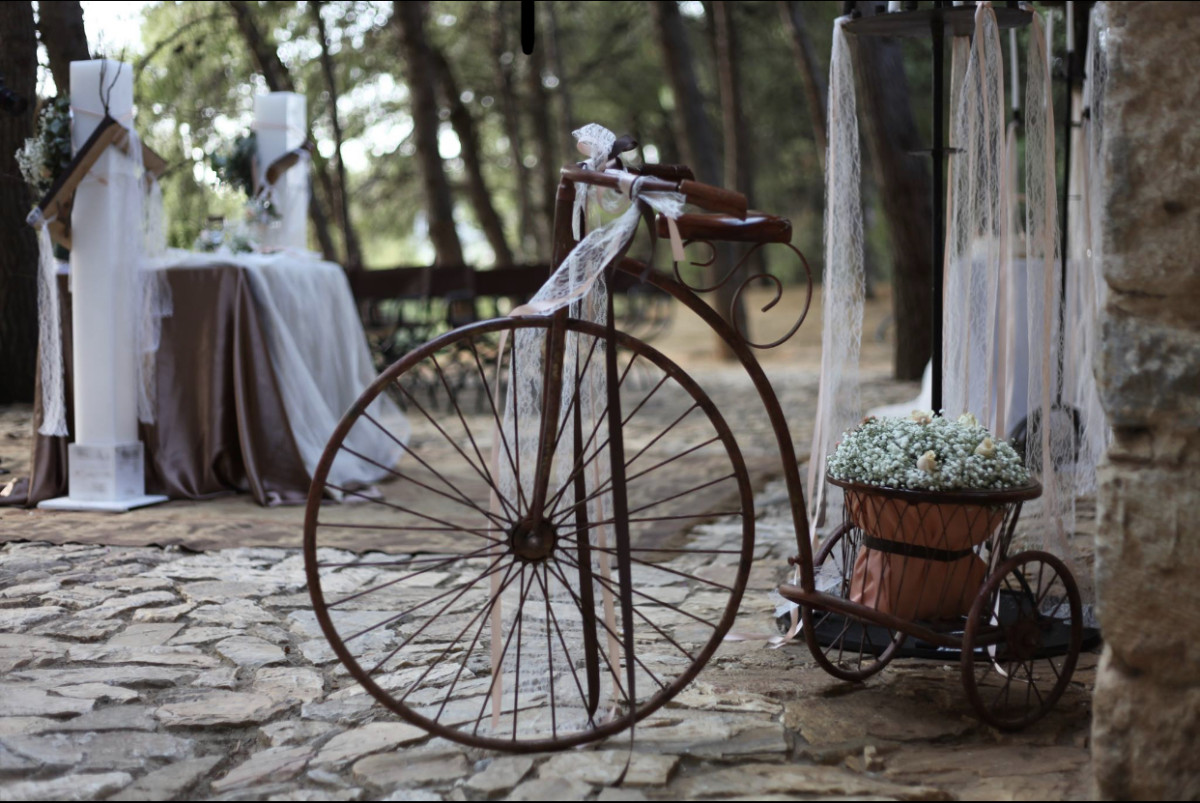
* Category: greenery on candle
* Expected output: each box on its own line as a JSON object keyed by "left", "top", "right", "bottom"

{"left": 15, "top": 97, "right": 74, "bottom": 201}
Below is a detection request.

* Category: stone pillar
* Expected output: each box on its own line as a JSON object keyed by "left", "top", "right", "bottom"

{"left": 1092, "top": 3, "right": 1200, "bottom": 799}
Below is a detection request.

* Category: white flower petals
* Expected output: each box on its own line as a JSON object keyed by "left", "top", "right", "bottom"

{"left": 827, "top": 414, "right": 1029, "bottom": 491}
{"left": 974, "top": 437, "right": 996, "bottom": 458}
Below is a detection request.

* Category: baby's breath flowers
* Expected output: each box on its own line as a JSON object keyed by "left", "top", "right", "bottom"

{"left": 827, "top": 412, "right": 1029, "bottom": 491}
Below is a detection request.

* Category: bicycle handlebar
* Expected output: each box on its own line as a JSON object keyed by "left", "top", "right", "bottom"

{"left": 559, "top": 165, "right": 748, "bottom": 219}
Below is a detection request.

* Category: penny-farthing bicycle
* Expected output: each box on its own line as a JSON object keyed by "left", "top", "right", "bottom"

{"left": 304, "top": 158, "right": 1082, "bottom": 753}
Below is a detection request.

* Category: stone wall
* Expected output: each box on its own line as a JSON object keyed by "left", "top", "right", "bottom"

{"left": 1092, "top": 2, "right": 1200, "bottom": 799}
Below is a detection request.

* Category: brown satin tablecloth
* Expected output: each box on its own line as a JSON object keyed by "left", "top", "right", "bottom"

{"left": 16, "top": 265, "right": 312, "bottom": 508}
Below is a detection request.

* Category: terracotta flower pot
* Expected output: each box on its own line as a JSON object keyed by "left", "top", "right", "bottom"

{"left": 831, "top": 479, "right": 1038, "bottom": 621}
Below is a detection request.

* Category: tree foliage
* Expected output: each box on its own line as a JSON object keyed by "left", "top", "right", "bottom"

{"left": 20, "top": 0, "right": 1063, "bottom": 373}
{"left": 127, "top": 1, "right": 848, "bottom": 274}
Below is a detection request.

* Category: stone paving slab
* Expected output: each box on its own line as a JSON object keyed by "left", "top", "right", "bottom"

{"left": 0, "top": 370, "right": 1097, "bottom": 800}
{"left": 0, "top": 508, "right": 1097, "bottom": 801}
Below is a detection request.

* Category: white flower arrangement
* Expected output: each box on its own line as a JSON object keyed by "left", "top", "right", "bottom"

{"left": 827, "top": 411, "right": 1030, "bottom": 492}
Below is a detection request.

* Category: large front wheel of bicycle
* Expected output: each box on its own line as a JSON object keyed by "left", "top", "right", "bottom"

{"left": 304, "top": 316, "right": 755, "bottom": 753}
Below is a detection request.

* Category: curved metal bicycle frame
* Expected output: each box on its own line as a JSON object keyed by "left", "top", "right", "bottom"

{"left": 541, "top": 173, "right": 820, "bottom": 595}
{"left": 548, "top": 170, "right": 1064, "bottom": 658}
{"left": 306, "top": 165, "right": 1080, "bottom": 748}
{"left": 523, "top": 175, "right": 821, "bottom": 738}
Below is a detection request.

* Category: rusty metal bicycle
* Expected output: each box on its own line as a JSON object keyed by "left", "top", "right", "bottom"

{"left": 303, "top": 157, "right": 1082, "bottom": 752}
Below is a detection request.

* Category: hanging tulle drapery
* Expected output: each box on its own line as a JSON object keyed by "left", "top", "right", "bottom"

{"left": 1068, "top": 5, "right": 1111, "bottom": 501}
{"left": 943, "top": 4, "right": 1009, "bottom": 437}
{"left": 1015, "top": 7, "right": 1071, "bottom": 558}
{"left": 807, "top": 17, "right": 865, "bottom": 538}
{"left": 810, "top": 2, "right": 1106, "bottom": 571}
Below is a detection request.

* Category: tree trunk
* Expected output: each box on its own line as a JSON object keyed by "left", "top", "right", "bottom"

{"left": 309, "top": 153, "right": 343, "bottom": 262}
{"left": 226, "top": 0, "right": 339, "bottom": 262}
{"left": 491, "top": 2, "right": 535, "bottom": 259}
{"left": 651, "top": 0, "right": 740, "bottom": 360}
{"left": 713, "top": 1, "right": 754, "bottom": 332}
{"left": 779, "top": 1, "right": 828, "bottom": 169}
{"left": 545, "top": 2, "right": 576, "bottom": 158}
{"left": 0, "top": 1, "right": 41, "bottom": 403}
{"left": 854, "top": 27, "right": 933, "bottom": 382}
{"left": 713, "top": 3, "right": 748, "bottom": 196}
{"left": 226, "top": 1, "right": 293, "bottom": 92}
{"left": 392, "top": 0, "right": 465, "bottom": 267}
{"left": 311, "top": 0, "right": 363, "bottom": 271}
{"left": 37, "top": 0, "right": 89, "bottom": 96}
{"left": 650, "top": 1, "right": 720, "bottom": 185}
{"left": 524, "top": 16, "right": 558, "bottom": 249}
{"left": 430, "top": 45, "right": 513, "bottom": 267}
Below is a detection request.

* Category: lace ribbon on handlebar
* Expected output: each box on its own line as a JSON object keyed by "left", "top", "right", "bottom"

{"left": 483, "top": 137, "right": 683, "bottom": 754}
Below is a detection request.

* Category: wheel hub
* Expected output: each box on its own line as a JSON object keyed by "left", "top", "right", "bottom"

{"left": 509, "top": 518, "right": 558, "bottom": 562}
{"left": 1003, "top": 617, "right": 1045, "bottom": 662}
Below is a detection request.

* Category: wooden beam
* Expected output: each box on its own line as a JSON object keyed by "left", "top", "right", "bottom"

{"left": 29, "top": 115, "right": 168, "bottom": 250}
{"left": 263, "top": 141, "right": 314, "bottom": 187}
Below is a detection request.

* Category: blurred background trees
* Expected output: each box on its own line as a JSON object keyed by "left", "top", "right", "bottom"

{"left": 2, "top": 0, "right": 1083, "bottom": 401}
{"left": 109, "top": 1, "right": 848, "bottom": 279}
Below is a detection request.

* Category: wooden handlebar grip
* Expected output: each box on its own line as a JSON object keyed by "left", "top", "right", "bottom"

{"left": 678, "top": 180, "right": 747, "bottom": 219}
{"left": 634, "top": 163, "right": 696, "bottom": 182}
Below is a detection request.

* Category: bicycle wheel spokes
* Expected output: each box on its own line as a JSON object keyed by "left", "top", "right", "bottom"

{"left": 962, "top": 551, "right": 1082, "bottom": 730}
{"left": 802, "top": 524, "right": 906, "bottom": 680}
{"left": 305, "top": 317, "right": 754, "bottom": 752}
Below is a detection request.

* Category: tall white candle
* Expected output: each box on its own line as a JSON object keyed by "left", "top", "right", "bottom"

{"left": 69, "top": 59, "right": 134, "bottom": 147}
{"left": 253, "top": 92, "right": 308, "bottom": 252}
{"left": 41, "top": 60, "right": 167, "bottom": 511}
{"left": 69, "top": 60, "right": 137, "bottom": 448}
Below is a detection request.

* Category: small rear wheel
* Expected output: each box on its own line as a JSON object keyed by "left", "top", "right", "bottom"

{"left": 802, "top": 523, "right": 906, "bottom": 682}
{"left": 961, "top": 550, "right": 1082, "bottom": 730}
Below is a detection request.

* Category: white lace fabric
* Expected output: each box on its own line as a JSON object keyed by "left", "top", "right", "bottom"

{"left": 29, "top": 123, "right": 171, "bottom": 437}
{"left": 809, "top": 17, "right": 864, "bottom": 538}
{"left": 812, "top": 4, "right": 1105, "bottom": 580}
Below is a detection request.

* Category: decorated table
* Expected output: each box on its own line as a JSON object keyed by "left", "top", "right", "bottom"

{"left": 19, "top": 251, "right": 407, "bottom": 508}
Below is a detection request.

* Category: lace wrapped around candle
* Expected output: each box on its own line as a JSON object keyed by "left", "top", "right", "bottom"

{"left": 485, "top": 125, "right": 686, "bottom": 735}
{"left": 26, "top": 122, "right": 172, "bottom": 437}
{"left": 30, "top": 217, "right": 68, "bottom": 436}
{"left": 255, "top": 148, "right": 312, "bottom": 252}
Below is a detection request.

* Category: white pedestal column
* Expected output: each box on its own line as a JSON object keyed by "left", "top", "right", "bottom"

{"left": 40, "top": 59, "right": 166, "bottom": 513}
{"left": 253, "top": 92, "right": 308, "bottom": 251}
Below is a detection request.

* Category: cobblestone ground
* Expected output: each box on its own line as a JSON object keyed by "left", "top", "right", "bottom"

{"left": 0, "top": 369, "right": 1097, "bottom": 801}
